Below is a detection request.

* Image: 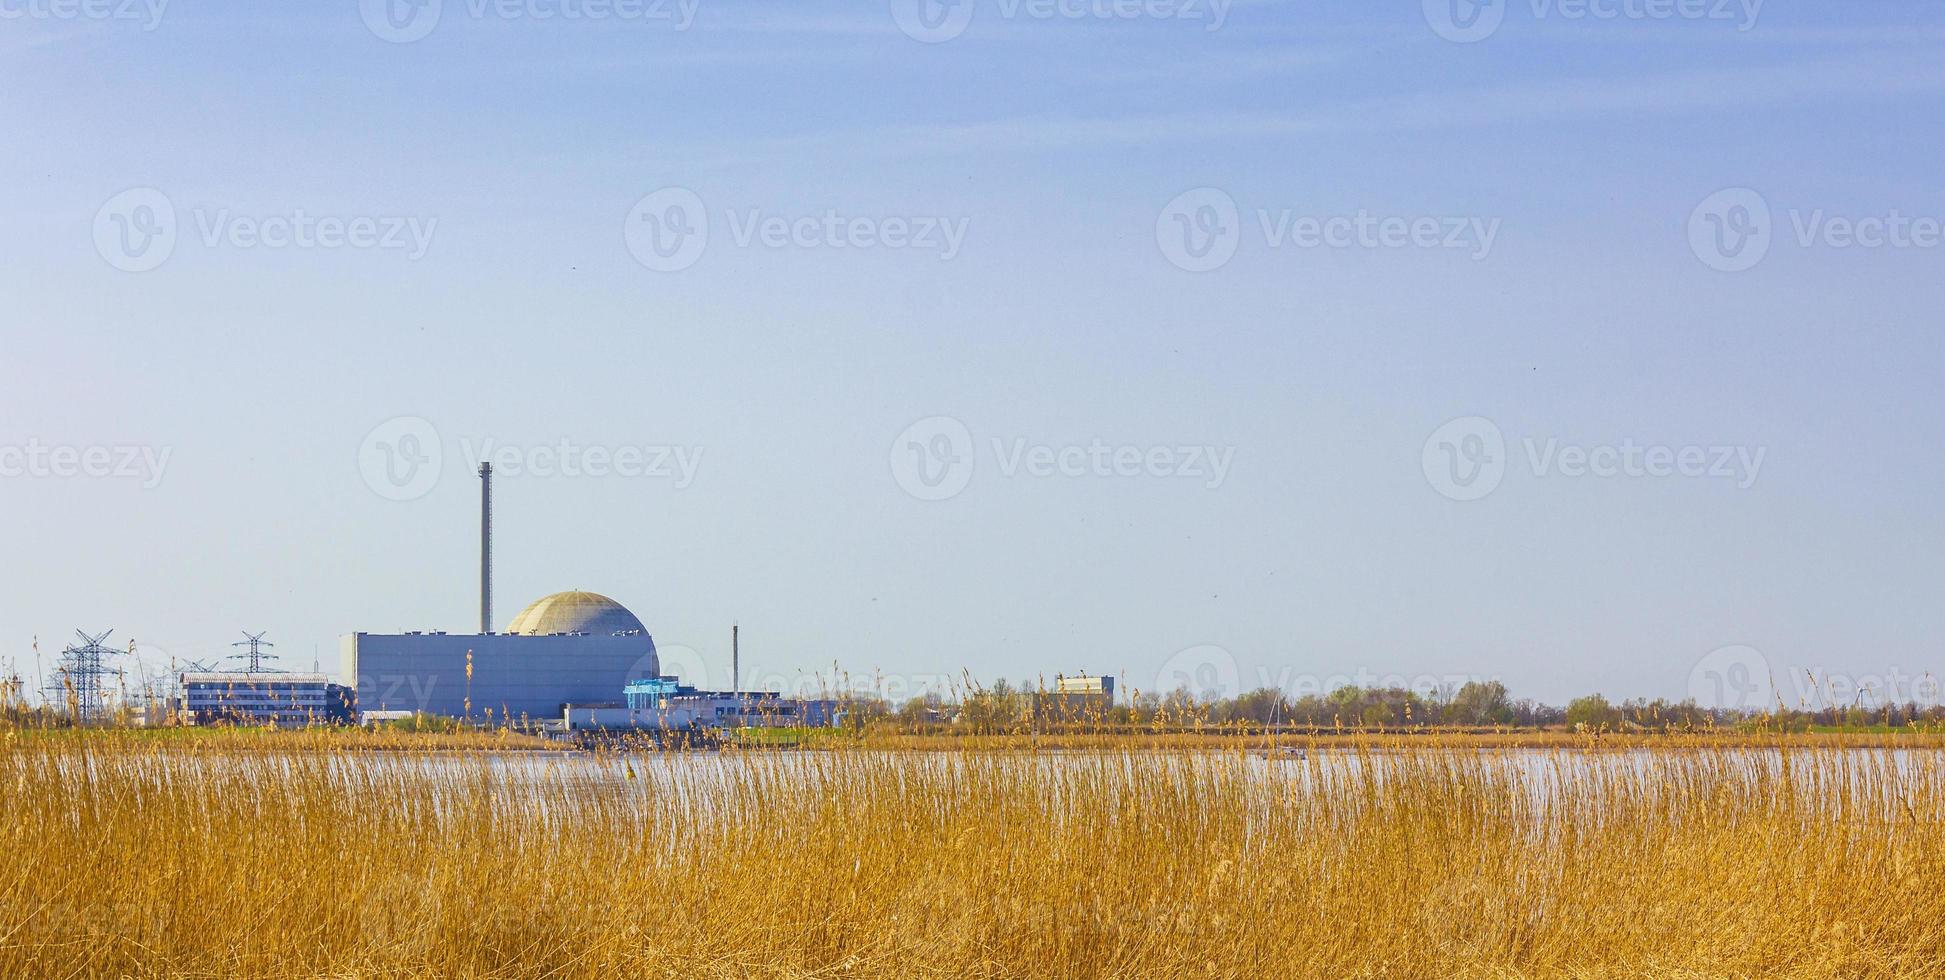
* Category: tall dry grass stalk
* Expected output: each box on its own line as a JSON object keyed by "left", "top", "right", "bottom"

{"left": 3, "top": 738, "right": 1942, "bottom": 978}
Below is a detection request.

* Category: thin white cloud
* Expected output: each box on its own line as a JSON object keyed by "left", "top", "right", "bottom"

{"left": 1077, "top": 43, "right": 1367, "bottom": 82}
{"left": 649, "top": 49, "right": 1945, "bottom": 167}
{"left": 1536, "top": 22, "right": 1945, "bottom": 45}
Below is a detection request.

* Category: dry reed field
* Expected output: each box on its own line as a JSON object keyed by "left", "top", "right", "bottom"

{"left": 4, "top": 737, "right": 1944, "bottom": 979}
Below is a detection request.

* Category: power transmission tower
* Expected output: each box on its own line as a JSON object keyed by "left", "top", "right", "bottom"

{"left": 229, "top": 631, "right": 279, "bottom": 673}
{"left": 42, "top": 630, "right": 123, "bottom": 724}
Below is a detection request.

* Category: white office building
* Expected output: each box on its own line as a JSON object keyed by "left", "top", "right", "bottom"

{"left": 180, "top": 672, "right": 330, "bottom": 725}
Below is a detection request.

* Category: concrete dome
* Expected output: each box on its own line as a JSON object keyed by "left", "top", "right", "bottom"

{"left": 505, "top": 591, "right": 648, "bottom": 636}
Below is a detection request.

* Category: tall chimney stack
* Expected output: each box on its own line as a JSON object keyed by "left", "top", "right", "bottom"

{"left": 732, "top": 622, "right": 739, "bottom": 696}
{"left": 478, "top": 461, "right": 493, "bottom": 634}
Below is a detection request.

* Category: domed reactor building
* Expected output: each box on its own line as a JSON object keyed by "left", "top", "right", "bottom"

{"left": 342, "top": 463, "right": 666, "bottom": 722}
{"left": 344, "top": 589, "right": 663, "bottom": 722}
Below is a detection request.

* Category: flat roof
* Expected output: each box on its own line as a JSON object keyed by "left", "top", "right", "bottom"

{"left": 180, "top": 672, "right": 331, "bottom": 684}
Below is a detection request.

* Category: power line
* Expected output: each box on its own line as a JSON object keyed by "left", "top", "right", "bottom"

{"left": 229, "top": 631, "right": 280, "bottom": 674}
{"left": 42, "top": 630, "right": 123, "bottom": 723}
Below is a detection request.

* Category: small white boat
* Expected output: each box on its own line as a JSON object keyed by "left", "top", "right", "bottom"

{"left": 1257, "top": 702, "right": 1305, "bottom": 760}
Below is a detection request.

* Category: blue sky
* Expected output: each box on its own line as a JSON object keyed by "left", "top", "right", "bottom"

{"left": 3, "top": 0, "right": 1942, "bottom": 707}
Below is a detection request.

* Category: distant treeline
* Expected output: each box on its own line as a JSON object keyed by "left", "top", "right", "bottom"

{"left": 13, "top": 676, "right": 1943, "bottom": 736}
{"left": 841, "top": 680, "right": 1945, "bottom": 735}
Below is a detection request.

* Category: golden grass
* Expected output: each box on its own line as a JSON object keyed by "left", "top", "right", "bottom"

{"left": 0, "top": 723, "right": 555, "bottom": 753}
{"left": 830, "top": 727, "right": 1945, "bottom": 751}
{"left": 4, "top": 737, "right": 1944, "bottom": 979}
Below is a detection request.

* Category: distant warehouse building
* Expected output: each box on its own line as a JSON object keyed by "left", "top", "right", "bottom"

{"left": 1034, "top": 675, "right": 1117, "bottom": 723}
{"left": 344, "top": 590, "right": 661, "bottom": 722}
{"left": 180, "top": 672, "right": 354, "bottom": 726}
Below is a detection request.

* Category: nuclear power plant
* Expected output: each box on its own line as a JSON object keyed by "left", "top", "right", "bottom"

{"left": 344, "top": 590, "right": 663, "bottom": 721}
{"left": 342, "top": 462, "right": 837, "bottom": 730}
{"left": 26, "top": 461, "right": 836, "bottom": 731}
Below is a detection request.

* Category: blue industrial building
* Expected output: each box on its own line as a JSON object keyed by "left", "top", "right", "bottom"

{"left": 344, "top": 590, "right": 662, "bottom": 722}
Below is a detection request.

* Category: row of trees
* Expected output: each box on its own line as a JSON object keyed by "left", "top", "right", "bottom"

{"left": 841, "top": 679, "right": 1945, "bottom": 734}
{"left": 1560, "top": 693, "right": 1945, "bottom": 733}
